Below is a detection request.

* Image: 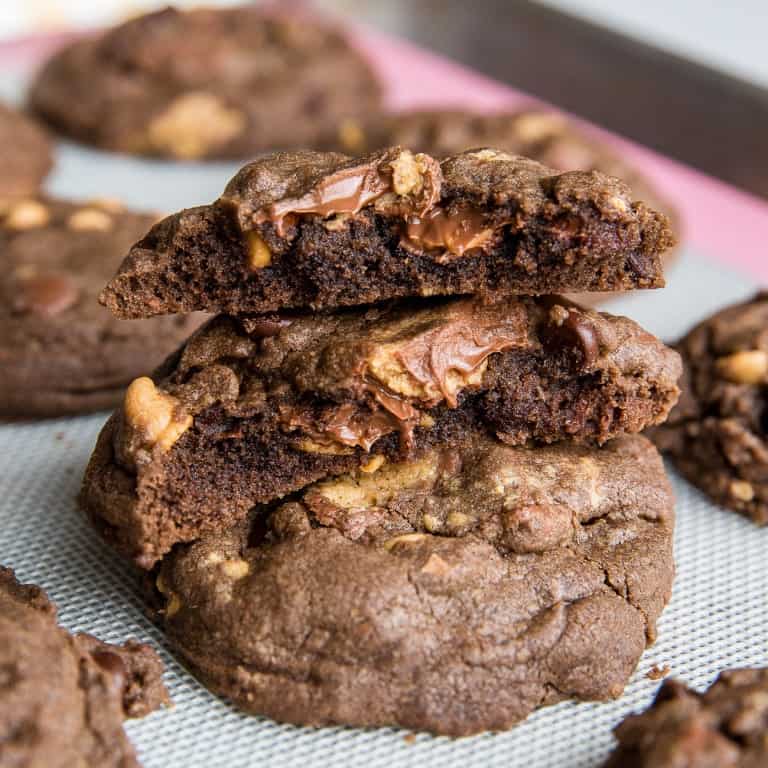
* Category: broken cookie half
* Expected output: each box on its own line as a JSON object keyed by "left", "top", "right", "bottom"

{"left": 80, "top": 294, "right": 680, "bottom": 567}
{"left": 100, "top": 147, "right": 675, "bottom": 319}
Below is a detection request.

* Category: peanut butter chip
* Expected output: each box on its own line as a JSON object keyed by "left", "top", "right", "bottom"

{"left": 390, "top": 150, "right": 424, "bottom": 196}
{"left": 245, "top": 231, "right": 272, "bottom": 269}
{"left": 716, "top": 350, "right": 768, "bottom": 385}
{"left": 383, "top": 533, "right": 427, "bottom": 550}
{"left": 147, "top": 92, "right": 246, "bottom": 159}
{"left": 67, "top": 208, "right": 113, "bottom": 232}
{"left": 4, "top": 200, "right": 49, "bottom": 230}
{"left": 165, "top": 593, "right": 182, "bottom": 618}
{"left": 338, "top": 118, "right": 365, "bottom": 153}
{"left": 730, "top": 480, "right": 755, "bottom": 502}
{"left": 360, "top": 455, "right": 385, "bottom": 474}
{"left": 220, "top": 559, "right": 250, "bottom": 580}
{"left": 123, "top": 377, "right": 192, "bottom": 452}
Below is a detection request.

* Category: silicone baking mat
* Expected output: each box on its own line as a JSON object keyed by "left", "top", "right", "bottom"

{"left": 1, "top": 24, "right": 767, "bottom": 768}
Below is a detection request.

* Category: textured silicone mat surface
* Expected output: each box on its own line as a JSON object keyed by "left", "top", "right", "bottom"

{"left": 2, "top": 409, "right": 767, "bottom": 768}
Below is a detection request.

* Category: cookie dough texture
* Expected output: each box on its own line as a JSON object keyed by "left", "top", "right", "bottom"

{"left": 100, "top": 147, "right": 674, "bottom": 319}
{"left": 0, "top": 197, "right": 203, "bottom": 418}
{"left": 80, "top": 294, "right": 681, "bottom": 567}
{"left": 0, "top": 101, "right": 52, "bottom": 202}
{"left": 155, "top": 433, "right": 675, "bottom": 736}
{"left": 0, "top": 566, "right": 168, "bottom": 767}
{"left": 605, "top": 669, "right": 768, "bottom": 767}
{"left": 29, "top": 7, "right": 382, "bottom": 159}
{"left": 651, "top": 292, "right": 768, "bottom": 524}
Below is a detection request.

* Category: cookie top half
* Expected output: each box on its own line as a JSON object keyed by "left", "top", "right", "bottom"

{"left": 0, "top": 566, "right": 168, "bottom": 767}
{"left": 0, "top": 101, "right": 52, "bottom": 202}
{"left": 101, "top": 147, "right": 675, "bottom": 319}
{"left": 155, "top": 433, "right": 674, "bottom": 735}
{"left": 29, "top": 6, "right": 382, "bottom": 160}
{"left": 0, "top": 197, "right": 203, "bottom": 418}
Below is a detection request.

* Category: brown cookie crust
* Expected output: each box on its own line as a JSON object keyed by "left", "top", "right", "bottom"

{"left": 100, "top": 148, "right": 674, "bottom": 319}
{"left": 0, "top": 101, "right": 52, "bottom": 202}
{"left": 28, "top": 7, "right": 382, "bottom": 160}
{"left": 605, "top": 669, "right": 768, "bottom": 767}
{"left": 0, "top": 566, "right": 169, "bottom": 767}
{"left": 155, "top": 434, "right": 674, "bottom": 736}
{"left": 650, "top": 292, "right": 768, "bottom": 524}
{"left": 80, "top": 294, "right": 680, "bottom": 567}
{"left": 0, "top": 197, "right": 204, "bottom": 419}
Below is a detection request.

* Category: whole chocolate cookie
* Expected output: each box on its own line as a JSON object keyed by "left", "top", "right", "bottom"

{"left": 80, "top": 294, "right": 680, "bottom": 567}
{"left": 29, "top": 7, "right": 382, "bottom": 160}
{"left": 0, "top": 566, "right": 169, "bottom": 767}
{"left": 154, "top": 433, "right": 674, "bottom": 736}
{"left": 100, "top": 147, "right": 675, "bottom": 319}
{"left": 605, "top": 669, "right": 768, "bottom": 767}
{"left": 0, "top": 197, "right": 204, "bottom": 419}
{"left": 0, "top": 101, "right": 52, "bottom": 202}
{"left": 651, "top": 292, "right": 768, "bottom": 525}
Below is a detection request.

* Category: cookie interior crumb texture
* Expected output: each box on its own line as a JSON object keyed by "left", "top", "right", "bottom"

{"left": 100, "top": 148, "right": 675, "bottom": 319}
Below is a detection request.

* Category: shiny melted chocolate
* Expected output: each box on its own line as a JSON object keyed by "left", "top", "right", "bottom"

{"left": 404, "top": 205, "right": 494, "bottom": 259}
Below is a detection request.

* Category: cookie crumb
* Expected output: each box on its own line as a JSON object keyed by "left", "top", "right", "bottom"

{"left": 647, "top": 664, "right": 671, "bottom": 680}
{"left": 403, "top": 733, "right": 417, "bottom": 745}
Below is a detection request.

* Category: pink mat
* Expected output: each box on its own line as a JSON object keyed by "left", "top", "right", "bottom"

{"left": 3, "top": 25, "right": 767, "bottom": 280}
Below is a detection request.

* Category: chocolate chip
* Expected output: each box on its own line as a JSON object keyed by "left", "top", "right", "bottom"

{"left": 13, "top": 272, "right": 79, "bottom": 316}
{"left": 543, "top": 308, "right": 599, "bottom": 368}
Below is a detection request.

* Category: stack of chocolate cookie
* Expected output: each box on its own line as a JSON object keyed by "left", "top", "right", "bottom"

{"left": 81, "top": 147, "right": 681, "bottom": 735}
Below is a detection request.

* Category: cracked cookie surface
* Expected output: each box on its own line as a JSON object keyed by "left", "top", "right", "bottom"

{"left": 0, "top": 566, "right": 169, "bottom": 767}
{"left": 100, "top": 147, "right": 674, "bottom": 319}
{"left": 650, "top": 292, "right": 768, "bottom": 524}
{"left": 153, "top": 433, "right": 674, "bottom": 736}
{"left": 0, "top": 197, "right": 204, "bottom": 418}
{"left": 604, "top": 668, "right": 768, "bottom": 767}
{"left": 29, "top": 7, "right": 382, "bottom": 159}
{"left": 80, "top": 294, "right": 680, "bottom": 567}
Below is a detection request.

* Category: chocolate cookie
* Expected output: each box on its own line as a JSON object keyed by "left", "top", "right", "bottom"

{"left": 0, "top": 566, "right": 169, "bottom": 767}
{"left": 80, "top": 294, "right": 681, "bottom": 567}
{"left": 605, "top": 669, "right": 768, "bottom": 767}
{"left": 28, "top": 7, "right": 382, "bottom": 160}
{"left": 100, "top": 147, "right": 675, "bottom": 319}
{"left": 0, "top": 197, "right": 203, "bottom": 419}
{"left": 153, "top": 433, "right": 674, "bottom": 735}
{"left": 337, "top": 108, "right": 670, "bottom": 215}
{"left": 651, "top": 292, "right": 768, "bottom": 525}
{"left": 0, "top": 101, "right": 52, "bottom": 202}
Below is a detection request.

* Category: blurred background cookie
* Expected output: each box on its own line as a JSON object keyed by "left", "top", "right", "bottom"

{"left": 28, "top": 6, "right": 383, "bottom": 160}
{"left": 0, "top": 197, "right": 203, "bottom": 419}
{"left": 0, "top": 101, "right": 52, "bottom": 202}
